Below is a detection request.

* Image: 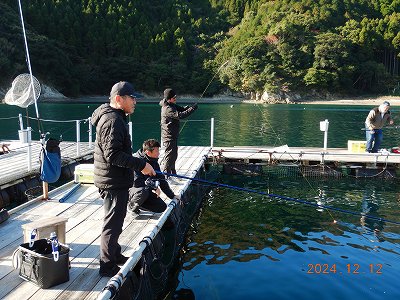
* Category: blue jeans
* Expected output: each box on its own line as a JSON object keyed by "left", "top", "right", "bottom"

{"left": 365, "top": 128, "right": 383, "bottom": 153}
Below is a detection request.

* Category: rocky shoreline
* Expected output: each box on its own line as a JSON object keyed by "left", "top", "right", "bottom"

{"left": 42, "top": 94, "right": 400, "bottom": 106}
{"left": 2, "top": 84, "right": 399, "bottom": 106}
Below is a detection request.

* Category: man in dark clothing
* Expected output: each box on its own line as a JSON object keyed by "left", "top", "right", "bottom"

{"left": 159, "top": 88, "right": 198, "bottom": 175}
{"left": 129, "top": 139, "right": 179, "bottom": 214}
{"left": 91, "top": 81, "right": 155, "bottom": 277}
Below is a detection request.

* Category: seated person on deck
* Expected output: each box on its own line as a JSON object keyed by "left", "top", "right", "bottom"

{"left": 128, "top": 139, "right": 179, "bottom": 215}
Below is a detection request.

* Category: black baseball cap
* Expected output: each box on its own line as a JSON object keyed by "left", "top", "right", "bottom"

{"left": 110, "top": 81, "right": 143, "bottom": 99}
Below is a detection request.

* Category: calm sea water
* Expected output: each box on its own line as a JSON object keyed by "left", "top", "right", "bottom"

{"left": 175, "top": 174, "right": 400, "bottom": 300}
{"left": 1, "top": 101, "right": 400, "bottom": 299}
{"left": 1, "top": 101, "right": 400, "bottom": 150}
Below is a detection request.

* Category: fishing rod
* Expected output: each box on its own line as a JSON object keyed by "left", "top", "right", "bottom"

{"left": 155, "top": 171, "right": 400, "bottom": 226}
{"left": 361, "top": 126, "right": 400, "bottom": 130}
{"left": 179, "top": 60, "right": 230, "bottom": 134}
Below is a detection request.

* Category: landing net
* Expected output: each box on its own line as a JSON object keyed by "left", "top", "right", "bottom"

{"left": 4, "top": 74, "right": 41, "bottom": 108}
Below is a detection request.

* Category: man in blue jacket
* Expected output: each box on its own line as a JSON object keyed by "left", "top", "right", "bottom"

{"left": 91, "top": 81, "right": 155, "bottom": 277}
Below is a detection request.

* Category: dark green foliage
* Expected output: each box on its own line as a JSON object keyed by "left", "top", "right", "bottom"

{"left": 1, "top": 0, "right": 399, "bottom": 97}
{"left": 1, "top": 0, "right": 228, "bottom": 96}
{"left": 215, "top": 0, "right": 400, "bottom": 95}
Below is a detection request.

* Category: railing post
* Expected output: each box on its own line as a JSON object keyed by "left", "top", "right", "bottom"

{"left": 128, "top": 121, "right": 133, "bottom": 147}
{"left": 319, "top": 119, "right": 329, "bottom": 150}
{"left": 18, "top": 113, "right": 24, "bottom": 130}
{"left": 210, "top": 117, "right": 214, "bottom": 148}
{"left": 76, "top": 120, "right": 81, "bottom": 156}
{"left": 27, "top": 127, "right": 32, "bottom": 171}
{"left": 88, "top": 117, "right": 92, "bottom": 148}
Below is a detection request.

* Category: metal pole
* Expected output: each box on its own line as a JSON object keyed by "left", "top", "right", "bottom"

{"left": 76, "top": 120, "right": 81, "bottom": 156}
{"left": 210, "top": 117, "right": 214, "bottom": 148}
{"left": 18, "top": 113, "right": 24, "bottom": 130}
{"left": 128, "top": 121, "right": 133, "bottom": 147}
{"left": 27, "top": 127, "right": 32, "bottom": 171}
{"left": 88, "top": 117, "right": 92, "bottom": 148}
{"left": 17, "top": 0, "right": 39, "bottom": 119}
{"left": 323, "top": 119, "right": 329, "bottom": 150}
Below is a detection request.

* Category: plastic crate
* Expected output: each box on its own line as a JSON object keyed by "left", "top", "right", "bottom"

{"left": 74, "top": 164, "right": 94, "bottom": 184}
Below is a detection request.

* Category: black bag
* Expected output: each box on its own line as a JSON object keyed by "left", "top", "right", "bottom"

{"left": 17, "top": 239, "right": 69, "bottom": 288}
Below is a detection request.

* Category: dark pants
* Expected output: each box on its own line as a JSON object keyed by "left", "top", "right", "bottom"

{"left": 99, "top": 188, "right": 128, "bottom": 265}
{"left": 162, "top": 139, "right": 178, "bottom": 174}
{"left": 129, "top": 187, "right": 167, "bottom": 213}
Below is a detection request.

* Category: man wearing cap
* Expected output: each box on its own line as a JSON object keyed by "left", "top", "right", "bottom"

{"left": 159, "top": 88, "right": 198, "bottom": 176}
{"left": 91, "top": 81, "right": 156, "bottom": 277}
{"left": 365, "top": 101, "right": 394, "bottom": 153}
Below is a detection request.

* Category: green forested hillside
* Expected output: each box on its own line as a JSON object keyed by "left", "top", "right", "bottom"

{"left": 0, "top": 0, "right": 399, "bottom": 98}
{"left": 214, "top": 0, "right": 400, "bottom": 96}
{"left": 1, "top": 0, "right": 229, "bottom": 96}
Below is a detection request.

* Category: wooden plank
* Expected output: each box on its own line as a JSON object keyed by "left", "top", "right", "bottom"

{"left": 211, "top": 146, "right": 400, "bottom": 165}
{"left": 0, "top": 146, "right": 210, "bottom": 299}
{"left": 1, "top": 220, "right": 103, "bottom": 300}
{"left": 0, "top": 141, "right": 93, "bottom": 187}
{"left": 0, "top": 192, "right": 102, "bottom": 283}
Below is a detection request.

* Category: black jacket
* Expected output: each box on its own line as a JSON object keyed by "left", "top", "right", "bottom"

{"left": 159, "top": 99, "right": 197, "bottom": 141}
{"left": 91, "top": 103, "right": 146, "bottom": 189}
{"left": 131, "top": 148, "right": 175, "bottom": 199}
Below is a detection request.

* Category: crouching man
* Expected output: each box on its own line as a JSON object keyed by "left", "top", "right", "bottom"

{"left": 129, "top": 139, "right": 179, "bottom": 215}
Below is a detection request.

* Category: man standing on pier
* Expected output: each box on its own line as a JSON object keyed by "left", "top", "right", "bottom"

{"left": 91, "top": 81, "right": 155, "bottom": 277}
{"left": 160, "top": 88, "right": 198, "bottom": 176}
{"left": 365, "top": 101, "right": 394, "bottom": 153}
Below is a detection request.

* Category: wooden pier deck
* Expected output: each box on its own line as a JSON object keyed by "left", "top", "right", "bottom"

{"left": 0, "top": 146, "right": 210, "bottom": 300}
{"left": 0, "top": 140, "right": 93, "bottom": 189}
{"left": 211, "top": 146, "right": 400, "bottom": 166}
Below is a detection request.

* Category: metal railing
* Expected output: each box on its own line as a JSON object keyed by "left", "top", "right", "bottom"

{"left": 8, "top": 115, "right": 215, "bottom": 173}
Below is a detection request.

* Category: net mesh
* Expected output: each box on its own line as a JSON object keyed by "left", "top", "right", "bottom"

{"left": 4, "top": 74, "right": 41, "bottom": 108}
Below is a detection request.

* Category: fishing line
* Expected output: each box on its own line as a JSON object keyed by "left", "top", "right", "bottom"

{"left": 255, "top": 103, "right": 284, "bottom": 147}
{"left": 156, "top": 171, "right": 400, "bottom": 226}
{"left": 253, "top": 103, "right": 339, "bottom": 221}
{"left": 179, "top": 60, "right": 230, "bottom": 135}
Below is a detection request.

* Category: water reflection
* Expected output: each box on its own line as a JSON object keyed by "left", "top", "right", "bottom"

{"left": 175, "top": 173, "right": 400, "bottom": 299}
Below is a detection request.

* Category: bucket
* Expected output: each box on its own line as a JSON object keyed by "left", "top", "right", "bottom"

{"left": 18, "top": 128, "right": 32, "bottom": 144}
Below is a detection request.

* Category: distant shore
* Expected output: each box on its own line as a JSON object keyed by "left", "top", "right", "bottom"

{"left": 293, "top": 95, "right": 400, "bottom": 106}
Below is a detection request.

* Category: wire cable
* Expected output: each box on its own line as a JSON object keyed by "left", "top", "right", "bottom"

{"left": 156, "top": 171, "right": 400, "bottom": 226}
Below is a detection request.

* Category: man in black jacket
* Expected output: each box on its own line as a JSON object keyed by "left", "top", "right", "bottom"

{"left": 129, "top": 139, "right": 178, "bottom": 214}
{"left": 91, "top": 81, "right": 155, "bottom": 277}
{"left": 159, "top": 88, "right": 198, "bottom": 175}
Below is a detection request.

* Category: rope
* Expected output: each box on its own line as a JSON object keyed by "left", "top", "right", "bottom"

{"left": 0, "top": 116, "right": 19, "bottom": 120}
{"left": 27, "top": 116, "right": 89, "bottom": 123}
{"left": 156, "top": 171, "right": 400, "bottom": 226}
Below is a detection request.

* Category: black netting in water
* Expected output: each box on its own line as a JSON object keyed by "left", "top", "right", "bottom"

{"left": 263, "top": 164, "right": 343, "bottom": 178}
{"left": 25, "top": 185, "right": 55, "bottom": 200}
